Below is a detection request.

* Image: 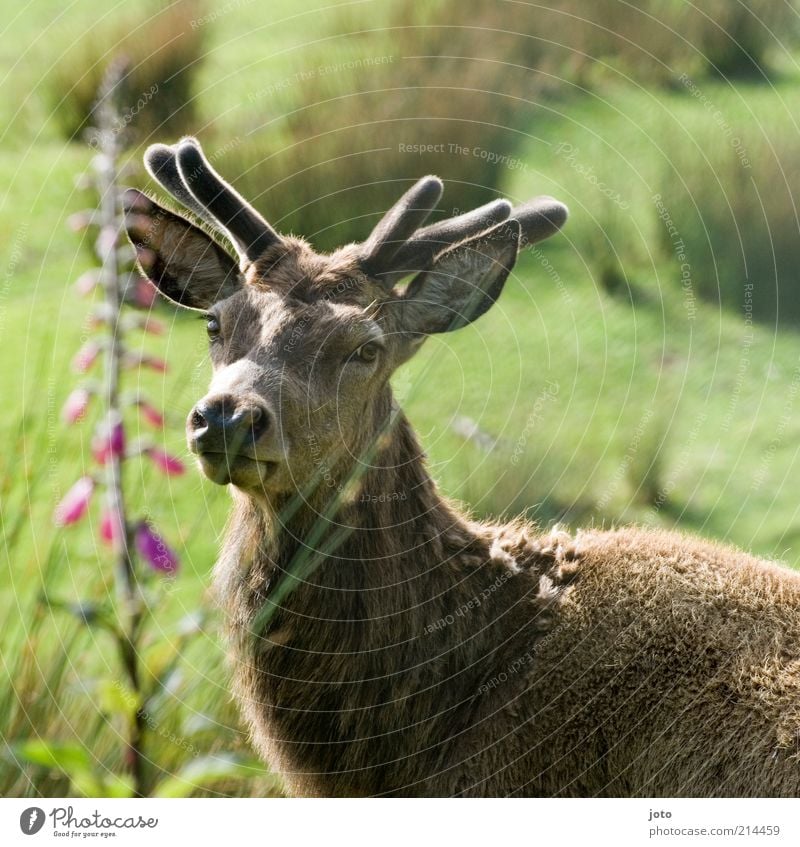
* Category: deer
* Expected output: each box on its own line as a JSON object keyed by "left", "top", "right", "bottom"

{"left": 123, "top": 136, "right": 800, "bottom": 797}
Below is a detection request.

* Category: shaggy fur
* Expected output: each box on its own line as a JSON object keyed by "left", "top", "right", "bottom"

{"left": 216, "top": 413, "right": 800, "bottom": 797}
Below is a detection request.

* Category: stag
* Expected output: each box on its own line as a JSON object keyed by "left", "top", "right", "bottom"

{"left": 124, "top": 137, "right": 800, "bottom": 797}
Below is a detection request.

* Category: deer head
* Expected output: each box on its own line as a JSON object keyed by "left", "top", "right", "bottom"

{"left": 123, "top": 137, "right": 567, "bottom": 500}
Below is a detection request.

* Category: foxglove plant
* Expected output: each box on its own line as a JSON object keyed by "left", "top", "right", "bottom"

{"left": 47, "top": 62, "right": 188, "bottom": 797}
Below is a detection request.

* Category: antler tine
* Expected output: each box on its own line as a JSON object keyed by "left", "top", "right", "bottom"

{"left": 376, "top": 198, "right": 512, "bottom": 286}
{"left": 511, "top": 196, "right": 569, "bottom": 247}
{"left": 143, "top": 144, "right": 219, "bottom": 228}
{"left": 360, "top": 176, "right": 443, "bottom": 276}
{"left": 175, "top": 137, "right": 282, "bottom": 264}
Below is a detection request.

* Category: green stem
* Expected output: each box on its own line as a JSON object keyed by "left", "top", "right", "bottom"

{"left": 95, "top": 65, "right": 146, "bottom": 797}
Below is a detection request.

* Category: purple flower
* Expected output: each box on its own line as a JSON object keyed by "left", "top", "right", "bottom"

{"left": 92, "top": 419, "right": 125, "bottom": 465}
{"left": 54, "top": 477, "right": 94, "bottom": 526}
{"left": 134, "top": 521, "right": 178, "bottom": 574}
{"left": 62, "top": 388, "right": 91, "bottom": 424}
{"left": 148, "top": 449, "right": 185, "bottom": 476}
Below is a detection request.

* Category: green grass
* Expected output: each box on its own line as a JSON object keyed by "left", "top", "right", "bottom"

{"left": 5, "top": 0, "right": 800, "bottom": 797}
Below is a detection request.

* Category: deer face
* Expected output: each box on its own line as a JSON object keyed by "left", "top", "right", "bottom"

{"left": 183, "top": 278, "right": 400, "bottom": 494}
{"left": 124, "top": 138, "right": 567, "bottom": 498}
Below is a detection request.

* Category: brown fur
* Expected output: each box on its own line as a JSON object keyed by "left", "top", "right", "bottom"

{"left": 215, "top": 407, "right": 800, "bottom": 797}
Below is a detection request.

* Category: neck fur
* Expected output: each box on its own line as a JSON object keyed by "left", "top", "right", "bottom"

{"left": 216, "top": 406, "right": 483, "bottom": 626}
{"left": 212, "top": 402, "right": 577, "bottom": 795}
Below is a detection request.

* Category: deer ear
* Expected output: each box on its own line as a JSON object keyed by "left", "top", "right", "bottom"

{"left": 396, "top": 219, "right": 520, "bottom": 335}
{"left": 123, "top": 189, "right": 242, "bottom": 310}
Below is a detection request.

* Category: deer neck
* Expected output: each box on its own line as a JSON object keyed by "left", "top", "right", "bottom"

{"left": 216, "top": 403, "right": 484, "bottom": 628}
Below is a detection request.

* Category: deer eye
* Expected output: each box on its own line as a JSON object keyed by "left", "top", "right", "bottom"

{"left": 351, "top": 341, "right": 380, "bottom": 364}
{"left": 206, "top": 315, "right": 221, "bottom": 341}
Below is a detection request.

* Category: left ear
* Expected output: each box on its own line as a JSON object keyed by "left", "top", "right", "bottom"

{"left": 396, "top": 219, "right": 520, "bottom": 335}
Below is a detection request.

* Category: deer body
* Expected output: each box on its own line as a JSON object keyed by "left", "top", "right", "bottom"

{"left": 125, "top": 137, "right": 800, "bottom": 796}
{"left": 217, "top": 417, "right": 800, "bottom": 797}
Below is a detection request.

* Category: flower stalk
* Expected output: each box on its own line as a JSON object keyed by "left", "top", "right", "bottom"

{"left": 51, "top": 60, "right": 181, "bottom": 798}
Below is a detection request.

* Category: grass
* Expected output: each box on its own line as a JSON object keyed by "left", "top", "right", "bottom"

{"left": 5, "top": 0, "right": 800, "bottom": 797}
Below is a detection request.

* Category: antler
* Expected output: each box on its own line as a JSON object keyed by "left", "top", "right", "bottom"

{"left": 143, "top": 137, "right": 282, "bottom": 265}
{"left": 141, "top": 136, "right": 568, "bottom": 282}
{"left": 359, "top": 176, "right": 443, "bottom": 276}
{"left": 361, "top": 188, "right": 569, "bottom": 287}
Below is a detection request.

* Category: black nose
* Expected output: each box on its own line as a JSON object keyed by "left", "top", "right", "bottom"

{"left": 187, "top": 394, "right": 270, "bottom": 454}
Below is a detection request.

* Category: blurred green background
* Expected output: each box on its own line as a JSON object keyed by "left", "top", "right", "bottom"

{"left": 4, "top": 0, "right": 800, "bottom": 797}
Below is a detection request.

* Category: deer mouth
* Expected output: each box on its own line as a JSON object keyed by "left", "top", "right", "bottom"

{"left": 194, "top": 451, "right": 277, "bottom": 487}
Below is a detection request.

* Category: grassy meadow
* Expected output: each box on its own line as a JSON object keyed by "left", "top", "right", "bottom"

{"left": 4, "top": 0, "right": 800, "bottom": 797}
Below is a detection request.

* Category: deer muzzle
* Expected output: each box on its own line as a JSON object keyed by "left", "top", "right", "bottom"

{"left": 187, "top": 393, "right": 277, "bottom": 485}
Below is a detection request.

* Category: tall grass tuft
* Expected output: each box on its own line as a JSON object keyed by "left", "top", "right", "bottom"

{"left": 214, "top": 7, "right": 555, "bottom": 250}
{"left": 656, "top": 124, "right": 800, "bottom": 325}
{"left": 44, "top": 0, "right": 208, "bottom": 143}
{"left": 189, "top": 0, "right": 797, "bottom": 253}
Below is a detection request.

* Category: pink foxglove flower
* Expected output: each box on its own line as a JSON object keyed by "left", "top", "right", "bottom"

{"left": 75, "top": 269, "right": 101, "bottom": 296}
{"left": 67, "top": 210, "right": 97, "bottom": 233}
{"left": 133, "top": 279, "right": 157, "bottom": 308}
{"left": 134, "top": 521, "right": 178, "bottom": 574}
{"left": 148, "top": 449, "right": 185, "bottom": 476}
{"left": 100, "top": 509, "right": 124, "bottom": 547}
{"left": 73, "top": 341, "right": 101, "bottom": 373}
{"left": 141, "top": 355, "right": 167, "bottom": 373}
{"left": 138, "top": 402, "right": 164, "bottom": 428}
{"left": 62, "top": 388, "right": 91, "bottom": 424}
{"left": 94, "top": 225, "right": 117, "bottom": 261}
{"left": 54, "top": 477, "right": 94, "bottom": 526}
{"left": 139, "top": 316, "right": 165, "bottom": 335}
{"left": 92, "top": 420, "right": 125, "bottom": 465}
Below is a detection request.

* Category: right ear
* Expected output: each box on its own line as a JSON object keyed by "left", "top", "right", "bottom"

{"left": 395, "top": 219, "right": 520, "bottom": 336}
{"left": 122, "top": 189, "right": 242, "bottom": 310}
